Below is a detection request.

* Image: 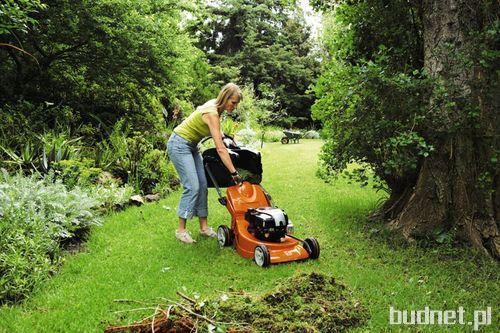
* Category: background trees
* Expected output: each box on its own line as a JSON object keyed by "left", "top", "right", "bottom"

{"left": 189, "top": 0, "right": 320, "bottom": 127}
{"left": 312, "top": 0, "right": 499, "bottom": 257}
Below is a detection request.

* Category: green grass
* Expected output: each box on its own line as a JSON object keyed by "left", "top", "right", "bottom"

{"left": 1, "top": 140, "right": 498, "bottom": 332}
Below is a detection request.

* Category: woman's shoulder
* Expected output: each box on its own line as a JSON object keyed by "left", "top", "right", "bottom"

{"left": 197, "top": 99, "right": 218, "bottom": 115}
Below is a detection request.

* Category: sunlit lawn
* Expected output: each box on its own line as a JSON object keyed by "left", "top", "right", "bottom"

{"left": 0, "top": 139, "right": 498, "bottom": 332}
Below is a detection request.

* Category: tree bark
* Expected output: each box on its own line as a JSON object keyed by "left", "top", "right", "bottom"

{"left": 388, "top": 0, "right": 500, "bottom": 258}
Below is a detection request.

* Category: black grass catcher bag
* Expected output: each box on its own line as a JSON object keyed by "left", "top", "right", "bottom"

{"left": 201, "top": 135, "right": 262, "bottom": 188}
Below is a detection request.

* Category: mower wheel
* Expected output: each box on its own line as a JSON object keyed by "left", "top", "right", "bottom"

{"left": 217, "top": 225, "right": 233, "bottom": 247}
{"left": 304, "top": 238, "right": 320, "bottom": 259}
{"left": 281, "top": 137, "right": 289, "bottom": 144}
{"left": 254, "top": 244, "right": 270, "bottom": 267}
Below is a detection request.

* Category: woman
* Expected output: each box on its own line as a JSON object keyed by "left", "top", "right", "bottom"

{"left": 167, "top": 83, "right": 243, "bottom": 243}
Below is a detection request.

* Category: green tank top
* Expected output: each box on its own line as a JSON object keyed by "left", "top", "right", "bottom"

{"left": 174, "top": 100, "right": 219, "bottom": 143}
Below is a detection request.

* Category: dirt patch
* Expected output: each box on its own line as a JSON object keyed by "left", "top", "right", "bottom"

{"left": 105, "top": 272, "right": 367, "bottom": 332}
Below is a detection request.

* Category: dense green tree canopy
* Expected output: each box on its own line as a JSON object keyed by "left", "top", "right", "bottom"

{"left": 0, "top": 0, "right": 45, "bottom": 35}
{"left": 0, "top": 0, "right": 209, "bottom": 135}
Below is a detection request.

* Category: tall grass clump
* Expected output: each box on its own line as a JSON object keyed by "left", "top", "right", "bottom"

{"left": 0, "top": 170, "right": 106, "bottom": 303}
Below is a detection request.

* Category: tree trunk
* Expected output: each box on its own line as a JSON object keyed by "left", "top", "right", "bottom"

{"left": 388, "top": 0, "right": 500, "bottom": 258}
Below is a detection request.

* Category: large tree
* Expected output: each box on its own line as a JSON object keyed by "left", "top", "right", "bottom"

{"left": 190, "top": 0, "right": 320, "bottom": 127}
{"left": 389, "top": 0, "right": 499, "bottom": 256}
{"left": 312, "top": 0, "right": 499, "bottom": 257}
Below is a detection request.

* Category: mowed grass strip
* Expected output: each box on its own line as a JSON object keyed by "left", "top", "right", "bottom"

{"left": 0, "top": 140, "right": 498, "bottom": 332}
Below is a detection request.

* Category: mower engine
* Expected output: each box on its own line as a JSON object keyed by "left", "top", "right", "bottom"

{"left": 245, "top": 207, "right": 293, "bottom": 242}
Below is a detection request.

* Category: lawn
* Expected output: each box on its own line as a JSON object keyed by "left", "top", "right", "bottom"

{"left": 0, "top": 139, "right": 498, "bottom": 332}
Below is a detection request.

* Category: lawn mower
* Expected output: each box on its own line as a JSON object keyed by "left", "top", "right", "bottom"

{"left": 201, "top": 135, "right": 320, "bottom": 267}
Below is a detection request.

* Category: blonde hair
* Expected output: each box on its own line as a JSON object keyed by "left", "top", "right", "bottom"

{"left": 215, "top": 83, "right": 242, "bottom": 111}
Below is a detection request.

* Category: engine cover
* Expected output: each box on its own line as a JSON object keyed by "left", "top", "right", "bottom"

{"left": 245, "top": 207, "right": 288, "bottom": 242}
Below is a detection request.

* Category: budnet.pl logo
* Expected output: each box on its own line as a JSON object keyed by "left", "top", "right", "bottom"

{"left": 389, "top": 306, "right": 493, "bottom": 331}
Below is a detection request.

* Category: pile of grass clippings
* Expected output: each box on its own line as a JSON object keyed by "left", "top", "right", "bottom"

{"left": 105, "top": 272, "right": 367, "bottom": 333}
{"left": 207, "top": 272, "right": 368, "bottom": 332}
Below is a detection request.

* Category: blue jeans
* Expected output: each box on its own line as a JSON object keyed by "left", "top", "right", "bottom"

{"left": 167, "top": 133, "right": 208, "bottom": 219}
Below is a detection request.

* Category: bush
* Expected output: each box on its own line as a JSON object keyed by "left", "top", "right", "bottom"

{"left": 88, "top": 183, "right": 135, "bottom": 213}
{"left": 0, "top": 170, "right": 102, "bottom": 303}
{"left": 0, "top": 212, "right": 59, "bottom": 303}
{"left": 235, "top": 128, "right": 257, "bottom": 146}
{"left": 138, "top": 149, "right": 177, "bottom": 195}
{"left": 52, "top": 159, "right": 103, "bottom": 189}
{"left": 220, "top": 117, "right": 240, "bottom": 137}
{"left": 304, "top": 130, "right": 320, "bottom": 139}
{"left": 94, "top": 119, "right": 178, "bottom": 194}
{"left": 0, "top": 128, "right": 84, "bottom": 175}
{"left": 0, "top": 101, "right": 79, "bottom": 151}
{"left": 312, "top": 59, "right": 430, "bottom": 185}
{"left": 52, "top": 159, "right": 134, "bottom": 212}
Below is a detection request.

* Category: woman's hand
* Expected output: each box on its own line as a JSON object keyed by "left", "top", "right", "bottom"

{"left": 231, "top": 171, "right": 243, "bottom": 185}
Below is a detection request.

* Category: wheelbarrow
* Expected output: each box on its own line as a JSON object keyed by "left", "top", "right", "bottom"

{"left": 281, "top": 130, "right": 302, "bottom": 144}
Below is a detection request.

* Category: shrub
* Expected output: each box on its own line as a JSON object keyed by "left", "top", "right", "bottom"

{"left": 0, "top": 128, "right": 84, "bottom": 175}
{"left": 304, "top": 130, "right": 320, "bottom": 139}
{"left": 38, "top": 131, "right": 83, "bottom": 174}
{"left": 138, "top": 149, "right": 177, "bottom": 195}
{"left": 94, "top": 119, "right": 178, "bottom": 194}
{"left": 0, "top": 101, "right": 79, "bottom": 151}
{"left": 220, "top": 117, "right": 240, "bottom": 137}
{"left": 0, "top": 212, "right": 59, "bottom": 303}
{"left": 0, "top": 140, "right": 41, "bottom": 174}
{"left": 88, "top": 183, "right": 135, "bottom": 213}
{"left": 52, "top": 159, "right": 103, "bottom": 189}
{"left": 235, "top": 128, "right": 257, "bottom": 146}
{"left": 0, "top": 170, "right": 102, "bottom": 303}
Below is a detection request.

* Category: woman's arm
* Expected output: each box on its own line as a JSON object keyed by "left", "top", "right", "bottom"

{"left": 202, "top": 113, "right": 237, "bottom": 174}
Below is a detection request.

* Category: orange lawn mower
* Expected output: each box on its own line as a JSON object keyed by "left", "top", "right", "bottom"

{"left": 201, "top": 135, "right": 320, "bottom": 267}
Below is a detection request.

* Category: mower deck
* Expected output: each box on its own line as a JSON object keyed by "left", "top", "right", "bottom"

{"left": 216, "top": 182, "right": 319, "bottom": 267}
{"left": 232, "top": 217, "right": 310, "bottom": 263}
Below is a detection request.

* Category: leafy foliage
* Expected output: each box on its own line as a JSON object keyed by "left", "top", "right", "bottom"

{"left": 0, "top": 0, "right": 209, "bottom": 196}
{"left": 94, "top": 119, "right": 176, "bottom": 194}
{"left": 0, "top": 170, "right": 100, "bottom": 303}
{"left": 313, "top": 59, "right": 433, "bottom": 187}
{"left": 0, "top": 101, "right": 78, "bottom": 155}
{"left": 313, "top": 1, "right": 499, "bottom": 195}
{"left": 311, "top": 1, "right": 430, "bottom": 190}
{"left": 0, "top": 168, "right": 135, "bottom": 303}
{"left": 52, "top": 158, "right": 103, "bottom": 189}
{"left": 0, "top": 0, "right": 45, "bottom": 35}
{"left": 0, "top": 0, "right": 208, "bottom": 134}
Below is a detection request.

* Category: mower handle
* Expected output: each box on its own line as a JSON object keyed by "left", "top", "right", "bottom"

{"left": 204, "top": 162, "right": 228, "bottom": 206}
